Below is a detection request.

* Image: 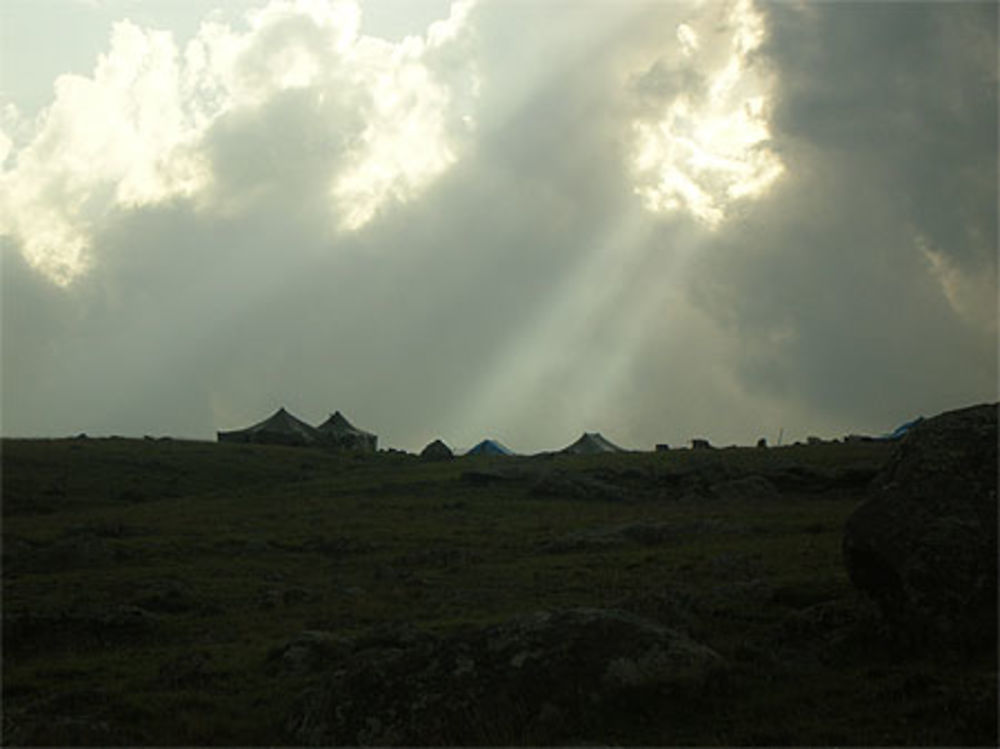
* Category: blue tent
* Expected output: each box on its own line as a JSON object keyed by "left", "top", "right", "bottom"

{"left": 465, "top": 438, "right": 514, "bottom": 456}
{"left": 885, "top": 416, "right": 925, "bottom": 441}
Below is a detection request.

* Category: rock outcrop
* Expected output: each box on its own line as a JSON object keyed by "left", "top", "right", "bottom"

{"left": 285, "top": 608, "right": 725, "bottom": 745}
{"left": 842, "top": 403, "right": 998, "bottom": 649}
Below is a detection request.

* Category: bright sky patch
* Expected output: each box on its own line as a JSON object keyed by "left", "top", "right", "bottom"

{"left": 630, "top": 0, "right": 784, "bottom": 228}
{"left": 0, "top": 0, "right": 477, "bottom": 285}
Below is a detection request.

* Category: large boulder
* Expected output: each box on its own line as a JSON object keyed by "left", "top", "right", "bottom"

{"left": 285, "top": 608, "right": 724, "bottom": 745}
{"left": 843, "top": 403, "right": 997, "bottom": 649}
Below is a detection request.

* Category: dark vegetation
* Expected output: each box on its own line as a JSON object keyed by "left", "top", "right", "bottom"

{"left": 2, "top": 429, "right": 996, "bottom": 745}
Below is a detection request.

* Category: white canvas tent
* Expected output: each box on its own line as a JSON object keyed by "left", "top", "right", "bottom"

{"left": 217, "top": 407, "right": 321, "bottom": 446}
{"left": 560, "top": 432, "right": 625, "bottom": 455}
{"left": 420, "top": 439, "right": 454, "bottom": 460}
{"left": 316, "top": 411, "right": 377, "bottom": 452}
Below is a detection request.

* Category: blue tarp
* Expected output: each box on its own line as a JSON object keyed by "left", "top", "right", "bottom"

{"left": 885, "top": 416, "right": 924, "bottom": 440}
{"left": 465, "top": 438, "right": 514, "bottom": 456}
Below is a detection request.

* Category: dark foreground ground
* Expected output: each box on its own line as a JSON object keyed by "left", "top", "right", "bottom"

{"left": 2, "top": 437, "right": 996, "bottom": 745}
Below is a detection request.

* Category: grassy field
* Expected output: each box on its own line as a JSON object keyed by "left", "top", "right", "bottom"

{"left": 2, "top": 437, "right": 996, "bottom": 745}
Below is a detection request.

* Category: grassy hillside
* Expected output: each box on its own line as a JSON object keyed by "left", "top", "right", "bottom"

{"left": 2, "top": 437, "right": 995, "bottom": 745}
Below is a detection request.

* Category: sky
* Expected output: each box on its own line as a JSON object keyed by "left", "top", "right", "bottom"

{"left": 1, "top": 0, "right": 997, "bottom": 452}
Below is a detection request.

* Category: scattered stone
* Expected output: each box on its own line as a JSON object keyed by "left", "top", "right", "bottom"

{"left": 610, "top": 588, "right": 701, "bottom": 635}
{"left": 256, "top": 586, "right": 312, "bottom": 609}
{"left": 267, "top": 630, "right": 356, "bottom": 675}
{"left": 710, "top": 475, "right": 779, "bottom": 501}
{"left": 393, "top": 546, "right": 482, "bottom": 568}
{"left": 3, "top": 713, "right": 144, "bottom": 746}
{"left": 843, "top": 403, "right": 998, "bottom": 650}
{"left": 116, "top": 488, "right": 146, "bottom": 503}
{"left": 460, "top": 469, "right": 515, "bottom": 486}
{"left": 133, "top": 579, "right": 200, "bottom": 614}
{"left": 540, "top": 519, "right": 738, "bottom": 554}
{"left": 4, "top": 604, "right": 158, "bottom": 654}
{"left": 282, "top": 587, "right": 311, "bottom": 605}
{"left": 763, "top": 464, "right": 837, "bottom": 493}
{"left": 530, "top": 472, "right": 627, "bottom": 502}
{"left": 11, "top": 533, "right": 119, "bottom": 573}
{"left": 157, "top": 651, "right": 215, "bottom": 688}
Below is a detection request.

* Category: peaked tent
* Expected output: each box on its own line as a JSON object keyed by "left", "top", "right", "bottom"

{"left": 316, "top": 411, "right": 377, "bottom": 452}
{"left": 465, "top": 438, "right": 514, "bottom": 456}
{"left": 420, "top": 438, "right": 454, "bottom": 461}
{"left": 560, "top": 432, "right": 625, "bottom": 455}
{"left": 217, "top": 407, "right": 321, "bottom": 446}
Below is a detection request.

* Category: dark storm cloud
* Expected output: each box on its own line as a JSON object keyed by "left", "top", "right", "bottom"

{"left": 681, "top": 1, "right": 998, "bottom": 432}
{"left": 762, "top": 1, "right": 997, "bottom": 271}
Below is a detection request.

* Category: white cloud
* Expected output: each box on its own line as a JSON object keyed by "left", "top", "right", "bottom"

{"left": 629, "top": 0, "right": 784, "bottom": 228}
{"left": 0, "top": 0, "right": 478, "bottom": 285}
{"left": 917, "top": 232, "right": 998, "bottom": 335}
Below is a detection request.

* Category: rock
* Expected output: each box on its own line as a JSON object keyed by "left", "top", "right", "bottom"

{"left": 392, "top": 546, "right": 482, "bottom": 568}
{"left": 14, "top": 534, "right": 118, "bottom": 573}
{"left": 610, "top": 588, "right": 702, "bottom": 636}
{"left": 4, "top": 604, "right": 158, "bottom": 654}
{"left": 617, "top": 522, "right": 675, "bottom": 545}
{"left": 530, "top": 472, "right": 627, "bottom": 502}
{"left": 843, "top": 403, "right": 998, "bottom": 649}
{"left": 763, "top": 464, "right": 838, "bottom": 493}
{"left": 157, "top": 651, "right": 215, "bottom": 688}
{"left": 540, "top": 519, "right": 738, "bottom": 554}
{"left": 539, "top": 528, "right": 628, "bottom": 554}
{"left": 4, "top": 714, "right": 144, "bottom": 746}
{"left": 267, "top": 630, "right": 355, "bottom": 675}
{"left": 133, "top": 579, "right": 200, "bottom": 614}
{"left": 460, "top": 470, "right": 513, "bottom": 486}
{"left": 690, "top": 438, "right": 713, "bottom": 450}
{"left": 285, "top": 608, "right": 725, "bottom": 745}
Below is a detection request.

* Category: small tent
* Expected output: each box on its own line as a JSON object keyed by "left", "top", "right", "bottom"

{"left": 420, "top": 439, "right": 454, "bottom": 461}
{"left": 316, "top": 411, "right": 377, "bottom": 452}
{"left": 560, "top": 432, "right": 625, "bottom": 455}
{"left": 465, "top": 438, "right": 514, "bottom": 456}
{"left": 217, "top": 407, "right": 321, "bottom": 446}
